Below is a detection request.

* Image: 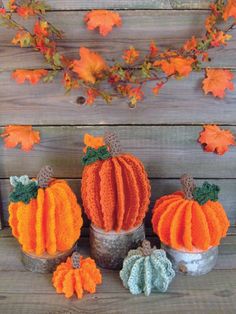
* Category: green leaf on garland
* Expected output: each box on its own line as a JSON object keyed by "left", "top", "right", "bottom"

{"left": 9, "top": 176, "right": 39, "bottom": 204}
{"left": 82, "top": 146, "right": 111, "bottom": 166}
{"left": 192, "top": 181, "right": 220, "bottom": 205}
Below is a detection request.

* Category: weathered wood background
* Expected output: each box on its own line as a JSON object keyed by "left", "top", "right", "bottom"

{"left": 0, "top": 0, "right": 236, "bottom": 233}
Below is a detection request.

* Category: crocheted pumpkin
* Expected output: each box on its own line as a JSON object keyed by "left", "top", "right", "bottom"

{"left": 52, "top": 252, "right": 102, "bottom": 299}
{"left": 81, "top": 132, "right": 151, "bottom": 232}
{"left": 8, "top": 166, "right": 83, "bottom": 256}
{"left": 152, "top": 174, "right": 230, "bottom": 251}
{"left": 120, "top": 240, "right": 175, "bottom": 296}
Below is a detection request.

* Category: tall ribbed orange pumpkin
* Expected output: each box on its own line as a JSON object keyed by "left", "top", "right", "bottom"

{"left": 81, "top": 132, "right": 151, "bottom": 232}
{"left": 152, "top": 174, "right": 230, "bottom": 251}
{"left": 8, "top": 166, "right": 83, "bottom": 256}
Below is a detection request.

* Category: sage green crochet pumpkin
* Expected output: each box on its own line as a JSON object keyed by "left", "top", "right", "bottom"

{"left": 120, "top": 240, "right": 175, "bottom": 296}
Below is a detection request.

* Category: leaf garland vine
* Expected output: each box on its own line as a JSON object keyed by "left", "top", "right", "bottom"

{"left": 0, "top": 0, "right": 235, "bottom": 107}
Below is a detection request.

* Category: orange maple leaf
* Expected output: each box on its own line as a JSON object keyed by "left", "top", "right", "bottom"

{"left": 223, "top": 0, "right": 236, "bottom": 20}
{"left": 154, "top": 57, "right": 195, "bottom": 77}
{"left": 1, "top": 125, "right": 40, "bottom": 152}
{"left": 84, "top": 10, "right": 122, "bottom": 36}
{"left": 83, "top": 133, "right": 105, "bottom": 153}
{"left": 202, "top": 69, "right": 234, "bottom": 98}
{"left": 122, "top": 47, "right": 139, "bottom": 65}
{"left": 198, "top": 125, "right": 235, "bottom": 155}
{"left": 205, "top": 15, "right": 217, "bottom": 33}
{"left": 12, "top": 69, "right": 48, "bottom": 85}
{"left": 152, "top": 82, "right": 164, "bottom": 96}
{"left": 72, "top": 47, "right": 108, "bottom": 84}
{"left": 12, "top": 31, "right": 34, "bottom": 48}
{"left": 183, "top": 36, "right": 197, "bottom": 52}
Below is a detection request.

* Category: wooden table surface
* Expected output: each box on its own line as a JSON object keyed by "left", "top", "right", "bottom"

{"left": 0, "top": 228, "right": 235, "bottom": 314}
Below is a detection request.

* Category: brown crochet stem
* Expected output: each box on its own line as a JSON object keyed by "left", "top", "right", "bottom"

{"left": 36, "top": 165, "right": 54, "bottom": 188}
{"left": 72, "top": 252, "right": 81, "bottom": 269}
{"left": 104, "top": 131, "right": 122, "bottom": 157}
{"left": 139, "top": 240, "right": 156, "bottom": 256}
{"left": 180, "top": 174, "right": 196, "bottom": 200}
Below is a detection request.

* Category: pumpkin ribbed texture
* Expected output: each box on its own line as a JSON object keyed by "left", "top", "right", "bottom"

{"left": 8, "top": 179, "right": 83, "bottom": 256}
{"left": 52, "top": 255, "right": 102, "bottom": 299}
{"left": 152, "top": 191, "right": 230, "bottom": 251}
{"left": 81, "top": 153, "right": 151, "bottom": 232}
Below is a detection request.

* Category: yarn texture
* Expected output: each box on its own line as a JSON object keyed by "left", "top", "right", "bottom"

{"left": 120, "top": 240, "right": 175, "bottom": 296}
{"left": 152, "top": 174, "right": 230, "bottom": 251}
{"left": 9, "top": 175, "right": 38, "bottom": 204}
{"left": 52, "top": 253, "right": 102, "bottom": 299}
{"left": 8, "top": 166, "right": 83, "bottom": 256}
{"left": 81, "top": 132, "right": 151, "bottom": 232}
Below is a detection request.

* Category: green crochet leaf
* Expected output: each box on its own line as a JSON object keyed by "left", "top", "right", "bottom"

{"left": 192, "top": 181, "right": 220, "bottom": 205}
{"left": 82, "top": 146, "right": 111, "bottom": 166}
{"left": 9, "top": 178, "right": 39, "bottom": 204}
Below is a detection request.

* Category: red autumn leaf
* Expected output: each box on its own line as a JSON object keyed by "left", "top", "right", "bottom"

{"left": 84, "top": 10, "right": 122, "bottom": 36}
{"left": 122, "top": 47, "right": 139, "bottom": 65}
{"left": 183, "top": 36, "right": 197, "bottom": 52}
{"left": 1, "top": 125, "right": 40, "bottom": 152}
{"left": 223, "top": 0, "right": 236, "bottom": 20}
{"left": 0, "top": 8, "right": 6, "bottom": 15}
{"left": 198, "top": 125, "right": 235, "bottom": 155}
{"left": 202, "top": 69, "right": 234, "bottom": 98}
{"left": 34, "top": 20, "right": 49, "bottom": 37}
{"left": 72, "top": 47, "right": 108, "bottom": 84}
{"left": 210, "top": 31, "right": 232, "bottom": 47}
{"left": 12, "top": 69, "right": 48, "bottom": 84}
{"left": 154, "top": 57, "right": 195, "bottom": 77}
{"left": 86, "top": 88, "right": 99, "bottom": 105}
{"left": 17, "top": 6, "right": 35, "bottom": 18}
{"left": 149, "top": 41, "right": 158, "bottom": 58}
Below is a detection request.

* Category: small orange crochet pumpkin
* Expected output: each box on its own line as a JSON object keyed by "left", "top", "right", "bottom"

{"left": 152, "top": 174, "right": 230, "bottom": 251}
{"left": 52, "top": 252, "right": 102, "bottom": 299}
{"left": 8, "top": 166, "right": 83, "bottom": 256}
{"left": 81, "top": 132, "right": 151, "bottom": 232}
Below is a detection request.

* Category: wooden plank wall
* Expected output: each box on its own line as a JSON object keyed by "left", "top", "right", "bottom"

{"left": 0, "top": 0, "right": 236, "bottom": 232}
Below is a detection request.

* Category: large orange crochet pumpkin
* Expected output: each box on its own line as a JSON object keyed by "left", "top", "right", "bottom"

{"left": 52, "top": 252, "right": 102, "bottom": 299}
{"left": 8, "top": 166, "right": 83, "bottom": 256}
{"left": 81, "top": 132, "right": 151, "bottom": 232}
{"left": 152, "top": 174, "right": 230, "bottom": 251}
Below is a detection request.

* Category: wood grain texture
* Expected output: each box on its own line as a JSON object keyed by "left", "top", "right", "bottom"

{"left": 0, "top": 126, "right": 236, "bottom": 179}
{"left": 1, "top": 0, "right": 213, "bottom": 10}
{"left": 0, "top": 71, "right": 236, "bottom": 125}
{"left": 0, "top": 11, "right": 235, "bottom": 70}
{"left": 0, "top": 236, "right": 235, "bottom": 314}
{"left": 1, "top": 178, "right": 236, "bottom": 227}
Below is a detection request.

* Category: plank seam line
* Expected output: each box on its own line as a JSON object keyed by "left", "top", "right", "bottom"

{"left": 1, "top": 124, "right": 236, "bottom": 127}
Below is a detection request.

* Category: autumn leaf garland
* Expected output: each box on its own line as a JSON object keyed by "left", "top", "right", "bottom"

{"left": 0, "top": 0, "right": 235, "bottom": 106}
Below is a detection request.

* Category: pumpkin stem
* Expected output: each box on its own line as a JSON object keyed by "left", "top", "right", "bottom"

{"left": 72, "top": 252, "right": 81, "bottom": 269}
{"left": 104, "top": 131, "right": 122, "bottom": 156}
{"left": 180, "top": 174, "right": 196, "bottom": 200}
{"left": 140, "top": 240, "right": 155, "bottom": 256}
{"left": 36, "top": 165, "right": 54, "bottom": 188}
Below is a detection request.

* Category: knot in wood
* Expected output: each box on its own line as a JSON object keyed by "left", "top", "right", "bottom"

{"left": 37, "top": 165, "right": 54, "bottom": 188}
{"left": 104, "top": 131, "right": 122, "bottom": 156}
{"left": 180, "top": 174, "right": 196, "bottom": 200}
{"left": 72, "top": 252, "right": 81, "bottom": 269}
